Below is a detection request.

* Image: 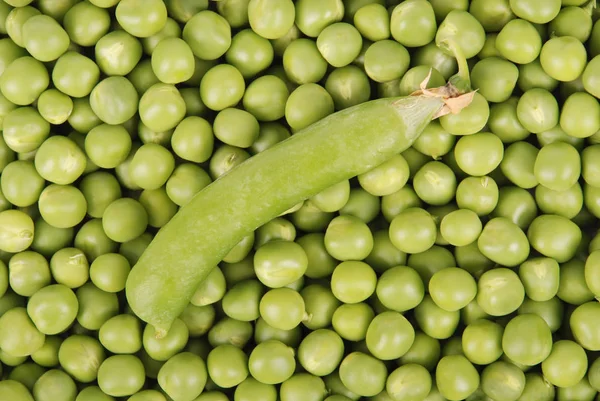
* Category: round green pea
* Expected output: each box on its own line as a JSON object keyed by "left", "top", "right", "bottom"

{"left": 139, "top": 83, "right": 186, "bottom": 132}
{"left": 477, "top": 267, "right": 525, "bottom": 316}
{"left": 115, "top": 0, "right": 168, "bottom": 38}
{"left": 98, "top": 314, "right": 142, "bottom": 354}
{"left": 354, "top": 4, "right": 390, "bottom": 42}
{"left": 33, "top": 369, "right": 77, "bottom": 401}
{"left": 440, "top": 209, "right": 482, "bottom": 247}
{"left": 429, "top": 267, "right": 477, "bottom": 311}
{"left": 200, "top": 64, "right": 245, "bottom": 111}
{"left": 90, "top": 77, "right": 138, "bottom": 125}
{"left": 0, "top": 307, "right": 45, "bottom": 357}
{"left": 365, "top": 311, "right": 415, "bottom": 360}
{"left": 221, "top": 280, "right": 263, "bottom": 322}
{"left": 496, "top": 19, "right": 542, "bottom": 64}
{"left": 294, "top": 0, "right": 344, "bottom": 38}
{"left": 389, "top": 207, "right": 437, "bottom": 254}
{"left": 317, "top": 23, "right": 362, "bottom": 68}
{"left": 98, "top": 355, "right": 146, "bottom": 397}
{"left": 248, "top": 340, "right": 296, "bottom": 385}
{"left": 243, "top": 75, "right": 289, "bottom": 121}
{"left": 435, "top": 10, "right": 485, "bottom": 59}
{"left": 90, "top": 253, "right": 130, "bottom": 293}
{"left": 283, "top": 39, "right": 328, "bottom": 85}
{"left": 542, "top": 340, "right": 588, "bottom": 388}
{"left": 324, "top": 215, "right": 374, "bottom": 261}
{"left": 519, "top": 257, "right": 560, "bottom": 302}
{"left": 1, "top": 161, "right": 45, "bottom": 208}
{"left": 477, "top": 217, "right": 530, "bottom": 267}
{"left": 330, "top": 261, "right": 377, "bottom": 304}
{"left": 298, "top": 329, "right": 344, "bottom": 377}
{"left": 52, "top": 52, "right": 100, "bottom": 98}
{"left": 527, "top": 214, "right": 582, "bottom": 263}
{"left": 63, "top": 1, "right": 111, "bottom": 47}
{"left": 183, "top": 10, "right": 231, "bottom": 60}
{"left": 414, "top": 295, "right": 460, "bottom": 340}
{"left": 254, "top": 240, "right": 308, "bottom": 288}
{"left": 49, "top": 247, "right": 89, "bottom": 289}
{"left": 38, "top": 185, "right": 87, "bottom": 229}
{"left": 285, "top": 83, "right": 334, "bottom": 131}
{"left": 79, "top": 170, "right": 121, "bottom": 218}
{"left": 76, "top": 283, "right": 119, "bottom": 331}
{"left": 364, "top": 40, "right": 410, "bottom": 83}
{"left": 27, "top": 284, "right": 78, "bottom": 335}
{"left": 37, "top": 89, "right": 73, "bottom": 125}
{"left": 22, "top": 15, "right": 70, "bottom": 62}
{"left": 462, "top": 319, "right": 503, "bottom": 365}
{"left": 339, "top": 352, "right": 387, "bottom": 397}
{"left": 502, "top": 314, "right": 552, "bottom": 366}
{"left": 435, "top": 355, "right": 479, "bottom": 401}
{"left": 102, "top": 198, "right": 148, "bottom": 243}
{"left": 206, "top": 345, "right": 247, "bottom": 388}
{"left": 3, "top": 107, "right": 50, "bottom": 154}
{"left": 151, "top": 37, "right": 195, "bottom": 84}
{"left": 158, "top": 352, "right": 207, "bottom": 399}
{"left": 376, "top": 266, "right": 424, "bottom": 312}
{"left": 386, "top": 364, "right": 432, "bottom": 401}
{"left": 34, "top": 135, "right": 86, "bottom": 185}
{"left": 226, "top": 28, "right": 274, "bottom": 78}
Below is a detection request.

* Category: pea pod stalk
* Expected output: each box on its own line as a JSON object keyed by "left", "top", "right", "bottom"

{"left": 126, "top": 78, "right": 474, "bottom": 337}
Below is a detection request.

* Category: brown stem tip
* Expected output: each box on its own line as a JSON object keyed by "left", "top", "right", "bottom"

{"left": 410, "top": 69, "right": 477, "bottom": 119}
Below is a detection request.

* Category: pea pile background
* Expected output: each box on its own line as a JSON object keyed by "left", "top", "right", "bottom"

{"left": 2, "top": 0, "right": 600, "bottom": 400}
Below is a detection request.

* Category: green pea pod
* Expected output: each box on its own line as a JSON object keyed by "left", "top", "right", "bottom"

{"left": 126, "top": 81, "right": 474, "bottom": 337}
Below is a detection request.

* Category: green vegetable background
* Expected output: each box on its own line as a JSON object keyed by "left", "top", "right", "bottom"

{"left": 1, "top": 0, "right": 600, "bottom": 400}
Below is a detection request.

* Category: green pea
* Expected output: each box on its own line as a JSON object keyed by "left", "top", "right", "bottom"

{"left": 22, "top": 15, "right": 69, "bottom": 62}
{"left": 139, "top": 187, "right": 178, "bottom": 229}
{"left": 157, "top": 352, "right": 208, "bottom": 400}
{"left": 3, "top": 106, "right": 50, "bottom": 154}
{"left": 389, "top": 0, "right": 436, "bottom": 47}
{"left": 253, "top": 240, "right": 307, "bottom": 288}
{"left": 411, "top": 42, "right": 457, "bottom": 80}
{"left": 374, "top": 266, "right": 422, "bottom": 313}
{"left": 35, "top": 135, "right": 87, "bottom": 185}
{"left": 114, "top": 0, "right": 167, "bottom": 38}
{"left": 389, "top": 208, "right": 436, "bottom": 254}
{"left": 364, "top": 311, "right": 414, "bottom": 361}
{"left": 480, "top": 361, "right": 525, "bottom": 401}
{"left": 540, "top": 36, "right": 587, "bottom": 83}
{"left": 308, "top": 180, "right": 349, "bottom": 214}
{"left": 97, "top": 314, "right": 142, "bottom": 355}
{"left": 294, "top": 0, "right": 343, "bottom": 37}
{"left": 27, "top": 284, "right": 78, "bottom": 335}
{"left": 316, "top": 23, "right": 362, "bottom": 68}
{"left": 94, "top": 30, "right": 142, "bottom": 76}
{"left": 73, "top": 219, "right": 117, "bottom": 262}
{"left": 76, "top": 283, "right": 119, "bottom": 331}
{"left": 207, "top": 316, "right": 252, "bottom": 349}
{"left": 518, "top": 297, "right": 564, "bottom": 334}
{"left": 89, "top": 76, "right": 138, "bottom": 125}
{"left": 536, "top": 182, "right": 583, "bottom": 220}
{"left": 550, "top": 5, "right": 593, "bottom": 42}
{"left": 164, "top": 0, "right": 209, "bottom": 23}
{"left": 324, "top": 215, "right": 373, "bottom": 261}
{"left": 8, "top": 251, "right": 50, "bottom": 297}
{"left": 216, "top": 0, "right": 249, "bottom": 28}
{"left": 501, "top": 313, "right": 552, "bottom": 367}
{"left": 48, "top": 247, "right": 88, "bottom": 289}
{"left": 439, "top": 92, "right": 490, "bottom": 136}
{"left": 97, "top": 355, "right": 146, "bottom": 397}
{"left": 399, "top": 66, "right": 446, "bottom": 98}
{"left": 0, "top": 307, "right": 45, "bottom": 357}
{"left": 143, "top": 318, "right": 188, "bottom": 361}
{"left": 248, "top": 339, "right": 295, "bottom": 385}
{"left": 1, "top": 161, "right": 44, "bottom": 208}
{"left": 414, "top": 295, "right": 460, "bottom": 339}
{"left": 296, "top": 329, "right": 344, "bottom": 377}
{"left": 339, "top": 188, "right": 380, "bottom": 224}
{"left": 75, "top": 386, "right": 116, "bottom": 401}
{"left": 570, "top": 301, "right": 600, "bottom": 351}
{"left": 282, "top": 39, "right": 327, "bottom": 85}
{"left": 89, "top": 253, "right": 131, "bottom": 293}
{"left": 129, "top": 143, "right": 174, "bottom": 189}
{"left": 285, "top": 83, "right": 334, "bottom": 131}
{"left": 101, "top": 198, "right": 148, "bottom": 243}
{"left": 240, "top": 79, "right": 288, "bottom": 123}
{"left": 357, "top": 155, "right": 409, "bottom": 197}
{"left": 436, "top": 10, "right": 485, "bottom": 60}
{"left": 454, "top": 133, "right": 504, "bottom": 177}
{"left": 560, "top": 92, "right": 600, "bottom": 140}
{"left": 61, "top": 1, "right": 110, "bottom": 46}
{"left": 542, "top": 340, "right": 588, "bottom": 388}
{"left": 364, "top": 40, "right": 410, "bottom": 83}
{"left": 32, "top": 369, "right": 77, "bottom": 401}
{"left": 353, "top": 3, "right": 389, "bottom": 42}
{"left": 461, "top": 319, "right": 503, "bottom": 365}
{"left": 180, "top": 303, "right": 216, "bottom": 337}
{"left": 234, "top": 377, "right": 277, "bottom": 401}
{"left": 429, "top": 267, "right": 477, "bottom": 312}
{"left": 471, "top": 57, "right": 519, "bottom": 103}
{"left": 68, "top": 97, "right": 101, "bottom": 134}
{"left": 6, "top": 5, "right": 41, "bottom": 47}
{"left": 35, "top": 89, "right": 72, "bottom": 126}
{"left": 557, "top": 259, "right": 594, "bottom": 306}
{"left": 487, "top": 98, "right": 529, "bottom": 143}
{"left": 365, "top": 230, "right": 406, "bottom": 274}
{"left": 205, "top": 345, "right": 248, "bottom": 389}
{"left": 499, "top": 142, "right": 538, "bottom": 190}
{"left": 253, "top": 316, "right": 301, "bottom": 348}
{"left": 468, "top": 0, "right": 514, "bottom": 32}
{"left": 200, "top": 64, "right": 245, "bottom": 111}
{"left": 300, "top": 285, "right": 339, "bottom": 331}
{"left": 246, "top": 0, "right": 294, "bottom": 39}
{"left": 139, "top": 83, "right": 186, "bottom": 131}
{"left": 78, "top": 172, "right": 121, "bottom": 219}
{"left": 332, "top": 302, "right": 374, "bottom": 341}
{"left": 0, "top": 210, "right": 34, "bottom": 253}
{"left": 189, "top": 267, "right": 226, "bottom": 307}
{"left": 517, "top": 59, "right": 558, "bottom": 93}
{"left": 527, "top": 214, "right": 582, "bottom": 263}
{"left": 221, "top": 279, "right": 264, "bottom": 322}
{"left": 477, "top": 267, "right": 525, "bottom": 316}
{"left": 416, "top": 161, "right": 458, "bottom": 206}
{"left": 0, "top": 380, "right": 33, "bottom": 401}
{"left": 140, "top": 17, "right": 180, "bottom": 55}
{"left": 331, "top": 261, "right": 376, "bottom": 304}
{"left": 224, "top": 29, "right": 274, "bottom": 79}
{"left": 435, "top": 355, "right": 480, "bottom": 401}
{"left": 259, "top": 288, "right": 306, "bottom": 331}
{"left": 280, "top": 373, "right": 328, "bottom": 401}
{"left": 51, "top": 52, "right": 99, "bottom": 99}
{"left": 519, "top": 257, "right": 560, "bottom": 302}
{"left": 338, "top": 352, "right": 387, "bottom": 397}
{"left": 8, "top": 362, "right": 46, "bottom": 392}
{"left": 407, "top": 245, "right": 457, "bottom": 287}
{"left": 496, "top": 19, "right": 541, "bottom": 64}
{"left": 394, "top": 332, "right": 438, "bottom": 372}
{"left": 182, "top": 10, "right": 231, "bottom": 60}
{"left": 148, "top": 37, "right": 195, "bottom": 84}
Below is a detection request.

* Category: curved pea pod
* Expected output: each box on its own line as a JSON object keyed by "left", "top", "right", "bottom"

{"left": 126, "top": 78, "right": 475, "bottom": 337}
